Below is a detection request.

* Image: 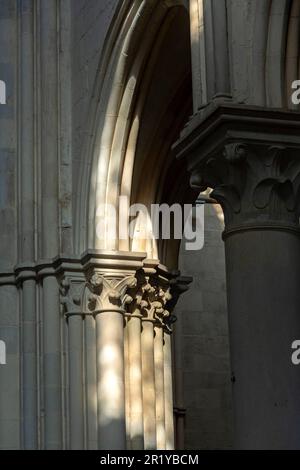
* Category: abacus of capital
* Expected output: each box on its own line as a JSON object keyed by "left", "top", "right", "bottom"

{"left": 174, "top": 101, "right": 300, "bottom": 449}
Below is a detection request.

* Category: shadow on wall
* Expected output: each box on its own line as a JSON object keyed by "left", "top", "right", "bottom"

{"left": 98, "top": 419, "right": 127, "bottom": 451}
{"left": 173, "top": 202, "right": 234, "bottom": 450}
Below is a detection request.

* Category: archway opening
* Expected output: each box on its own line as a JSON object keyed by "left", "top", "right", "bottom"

{"left": 78, "top": 0, "right": 233, "bottom": 450}
{"left": 130, "top": 5, "right": 196, "bottom": 265}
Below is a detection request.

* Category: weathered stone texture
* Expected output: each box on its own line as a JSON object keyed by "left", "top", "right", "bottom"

{"left": 175, "top": 203, "right": 233, "bottom": 449}
{"left": 71, "top": 0, "right": 119, "bottom": 192}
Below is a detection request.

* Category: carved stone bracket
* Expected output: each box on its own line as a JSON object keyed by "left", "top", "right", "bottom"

{"left": 174, "top": 102, "right": 300, "bottom": 235}
{"left": 166, "top": 273, "right": 193, "bottom": 330}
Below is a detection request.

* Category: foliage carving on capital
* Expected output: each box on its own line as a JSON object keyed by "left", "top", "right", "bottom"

{"left": 87, "top": 272, "right": 137, "bottom": 312}
{"left": 126, "top": 271, "right": 149, "bottom": 318}
{"left": 60, "top": 277, "right": 86, "bottom": 317}
{"left": 142, "top": 281, "right": 172, "bottom": 328}
{"left": 129, "top": 272, "right": 174, "bottom": 331}
{"left": 60, "top": 268, "right": 191, "bottom": 323}
{"left": 60, "top": 272, "right": 138, "bottom": 316}
{"left": 191, "top": 142, "right": 300, "bottom": 229}
{"left": 223, "top": 143, "right": 247, "bottom": 163}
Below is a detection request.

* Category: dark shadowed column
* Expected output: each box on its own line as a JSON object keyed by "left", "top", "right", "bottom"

{"left": 175, "top": 102, "right": 300, "bottom": 449}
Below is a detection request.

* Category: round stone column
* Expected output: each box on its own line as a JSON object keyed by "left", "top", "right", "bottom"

{"left": 42, "top": 273, "right": 62, "bottom": 449}
{"left": 224, "top": 222, "right": 300, "bottom": 449}
{"left": 127, "top": 309, "right": 144, "bottom": 449}
{"left": 195, "top": 143, "right": 300, "bottom": 449}
{"left": 141, "top": 317, "right": 156, "bottom": 449}
{"left": 163, "top": 330, "right": 174, "bottom": 450}
{"left": 59, "top": 270, "right": 86, "bottom": 450}
{"left": 154, "top": 324, "right": 166, "bottom": 450}
{"left": 88, "top": 270, "right": 138, "bottom": 450}
{"left": 175, "top": 103, "right": 300, "bottom": 449}
{"left": 139, "top": 265, "right": 179, "bottom": 450}
{"left": 96, "top": 308, "right": 126, "bottom": 450}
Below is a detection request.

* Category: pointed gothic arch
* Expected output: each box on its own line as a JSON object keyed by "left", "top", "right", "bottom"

{"left": 75, "top": 0, "right": 194, "bottom": 267}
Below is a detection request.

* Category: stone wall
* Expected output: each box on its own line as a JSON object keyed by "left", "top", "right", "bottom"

{"left": 0, "top": 0, "right": 20, "bottom": 450}
{"left": 174, "top": 203, "right": 234, "bottom": 449}
{"left": 71, "top": 0, "right": 119, "bottom": 209}
{"left": 0, "top": 0, "right": 17, "bottom": 269}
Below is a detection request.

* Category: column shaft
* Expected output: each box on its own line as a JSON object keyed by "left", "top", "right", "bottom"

{"left": 141, "top": 320, "right": 156, "bottom": 449}
{"left": 173, "top": 315, "right": 185, "bottom": 450}
{"left": 174, "top": 102, "right": 300, "bottom": 449}
{"left": 164, "top": 331, "right": 174, "bottom": 450}
{"left": 42, "top": 276, "right": 62, "bottom": 449}
{"left": 225, "top": 228, "right": 300, "bottom": 449}
{"left": 18, "top": 1, "right": 37, "bottom": 449}
{"left": 128, "top": 315, "right": 144, "bottom": 449}
{"left": 84, "top": 316, "right": 97, "bottom": 449}
{"left": 124, "top": 318, "right": 131, "bottom": 449}
{"left": 68, "top": 315, "right": 84, "bottom": 449}
{"left": 154, "top": 326, "right": 166, "bottom": 450}
{"left": 96, "top": 311, "right": 126, "bottom": 450}
{"left": 22, "top": 279, "right": 37, "bottom": 449}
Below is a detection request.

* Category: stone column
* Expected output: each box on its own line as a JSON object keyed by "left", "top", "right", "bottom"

{"left": 126, "top": 272, "right": 146, "bottom": 450}
{"left": 139, "top": 261, "right": 160, "bottom": 451}
{"left": 60, "top": 272, "right": 85, "bottom": 450}
{"left": 82, "top": 251, "right": 145, "bottom": 450}
{"left": 141, "top": 306, "right": 156, "bottom": 450}
{"left": 18, "top": 0, "right": 38, "bottom": 449}
{"left": 174, "top": 102, "right": 300, "bottom": 449}
{"left": 84, "top": 314, "right": 97, "bottom": 450}
{"left": 139, "top": 265, "right": 182, "bottom": 451}
{"left": 152, "top": 276, "right": 173, "bottom": 451}
{"left": 165, "top": 275, "right": 192, "bottom": 450}
{"left": 55, "top": 252, "right": 190, "bottom": 450}
{"left": 41, "top": 271, "right": 62, "bottom": 449}
{"left": 88, "top": 273, "right": 136, "bottom": 450}
{"left": 154, "top": 325, "right": 166, "bottom": 450}
{"left": 16, "top": 267, "right": 37, "bottom": 449}
{"left": 57, "top": 252, "right": 146, "bottom": 450}
{"left": 163, "top": 331, "right": 174, "bottom": 450}
{"left": 124, "top": 317, "right": 131, "bottom": 449}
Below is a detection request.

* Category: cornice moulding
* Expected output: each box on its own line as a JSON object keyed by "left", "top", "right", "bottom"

{"left": 174, "top": 102, "right": 300, "bottom": 233}
{"left": 174, "top": 102, "right": 300, "bottom": 170}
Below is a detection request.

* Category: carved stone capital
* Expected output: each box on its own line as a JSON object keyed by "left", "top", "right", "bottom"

{"left": 87, "top": 272, "right": 137, "bottom": 314}
{"left": 137, "top": 265, "right": 192, "bottom": 333}
{"left": 143, "top": 280, "right": 172, "bottom": 328}
{"left": 59, "top": 273, "right": 86, "bottom": 317}
{"left": 59, "top": 255, "right": 191, "bottom": 324}
{"left": 190, "top": 142, "right": 300, "bottom": 231}
{"left": 174, "top": 102, "right": 300, "bottom": 235}
{"left": 125, "top": 270, "right": 149, "bottom": 319}
{"left": 59, "top": 251, "right": 146, "bottom": 317}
